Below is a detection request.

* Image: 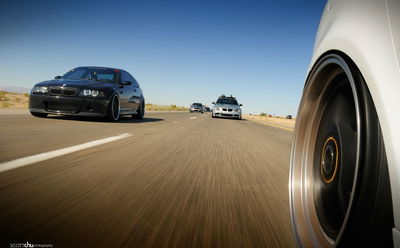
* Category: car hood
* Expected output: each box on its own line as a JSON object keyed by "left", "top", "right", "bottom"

{"left": 35, "top": 79, "right": 115, "bottom": 88}
{"left": 214, "top": 104, "right": 241, "bottom": 109}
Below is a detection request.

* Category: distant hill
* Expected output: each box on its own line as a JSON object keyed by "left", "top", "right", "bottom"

{"left": 0, "top": 86, "right": 30, "bottom": 94}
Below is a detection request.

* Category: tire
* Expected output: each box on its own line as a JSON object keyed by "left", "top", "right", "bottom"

{"left": 107, "top": 94, "right": 120, "bottom": 121}
{"left": 133, "top": 100, "right": 145, "bottom": 119}
{"left": 290, "top": 53, "right": 393, "bottom": 248}
{"left": 30, "top": 112, "right": 47, "bottom": 118}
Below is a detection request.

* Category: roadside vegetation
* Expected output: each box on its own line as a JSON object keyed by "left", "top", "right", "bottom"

{"left": 145, "top": 104, "right": 187, "bottom": 111}
{"left": 0, "top": 91, "right": 29, "bottom": 108}
{"left": 243, "top": 113, "right": 296, "bottom": 130}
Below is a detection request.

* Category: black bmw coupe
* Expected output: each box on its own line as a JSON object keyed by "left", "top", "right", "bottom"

{"left": 29, "top": 66, "right": 145, "bottom": 121}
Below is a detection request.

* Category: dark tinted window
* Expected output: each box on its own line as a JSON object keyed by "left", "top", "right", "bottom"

{"left": 121, "top": 71, "right": 129, "bottom": 83}
{"left": 216, "top": 98, "right": 238, "bottom": 105}
{"left": 121, "top": 71, "right": 139, "bottom": 88}
{"left": 63, "top": 67, "right": 118, "bottom": 83}
{"left": 127, "top": 72, "right": 139, "bottom": 88}
{"left": 64, "top": 69, "right": 85, "bottom": 79}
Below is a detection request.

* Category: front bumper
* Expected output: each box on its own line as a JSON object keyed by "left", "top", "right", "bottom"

{"left": 213, "top": 109, "right": 241, "bottom": 119}
{"left": 190, "top": 108, "right": 202, "bottom": 112}
{"left": 29, "top": 94, "right": 109, "bottom": 117}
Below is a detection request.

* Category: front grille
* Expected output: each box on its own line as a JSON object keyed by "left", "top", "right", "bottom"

{"left": 222, "top": 108, "right": 233, "bottom": 112}
{"left": 46, "top": 102, "right": 78, "bottom": 112}
{"left": 49, "top": 87, "right": 78, "bottom": 96}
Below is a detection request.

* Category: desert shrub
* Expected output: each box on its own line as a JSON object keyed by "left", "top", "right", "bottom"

{"left": 0, "top": 91, "right": 6, "bottom": 101}
{"left": 2, "top": 101, "right": 13, "bottom": 107}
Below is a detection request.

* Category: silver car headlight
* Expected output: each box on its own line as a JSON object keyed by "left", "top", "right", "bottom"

{"left": 31, "top": 86, "right": 48, "bottom": 94}
{"left": 215, "top": 107, "right": 220, "bottom": 111}
{"left": 235, "top": 109, "right": 241, "bottom": 112}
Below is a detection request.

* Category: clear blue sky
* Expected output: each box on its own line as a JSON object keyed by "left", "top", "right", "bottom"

{"left": 0, "top": 0, "right": 325, "bottom": 115}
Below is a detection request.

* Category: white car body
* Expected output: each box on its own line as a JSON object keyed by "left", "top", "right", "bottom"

{"left": 290, "top": 0, "right": 400, "bottom": 247}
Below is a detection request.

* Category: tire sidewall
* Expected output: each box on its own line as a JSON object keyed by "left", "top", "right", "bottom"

{"left": 108, "top": 94, "right": 120, "bottom": 121}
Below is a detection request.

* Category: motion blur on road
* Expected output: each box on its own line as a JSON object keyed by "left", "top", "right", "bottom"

{"left": 0, "top": 110, "right": 294, "bottom": 247}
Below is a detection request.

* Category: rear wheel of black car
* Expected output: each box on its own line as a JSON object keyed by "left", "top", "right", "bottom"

{"left": 30, "top": 112, "right": 47, "bottom": 118}
{"left": 133, "top": 100, "right": 145, "bottom": 119}
{"left": 290, "top": 53, "right": 393, "bottom": 248}
{"left": 107, "top": 94, "right": 120, "bottom": 121}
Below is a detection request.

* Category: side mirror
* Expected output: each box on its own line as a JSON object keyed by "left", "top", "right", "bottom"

{"left": 54, "top": 76, "right": 62, "bottom": 79}
{"left": 212, "top": 102, "right": 215, "bottom": 104}
{"left": 240, "top": 104, "right": 243, "bottom": 106}
{"left": 122, "top": 81, "right": 132, "bottom": 86}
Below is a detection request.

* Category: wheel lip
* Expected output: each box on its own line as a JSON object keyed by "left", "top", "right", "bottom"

{"left": 111, "top": 94, "right": 120, "bottom": 121}
{"left": 289, "top": 53, "right": 362, "bottom": 248}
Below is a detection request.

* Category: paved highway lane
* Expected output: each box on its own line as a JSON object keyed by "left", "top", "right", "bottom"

{"left": 0, "top": 111, "right": 295, "bottom": 248}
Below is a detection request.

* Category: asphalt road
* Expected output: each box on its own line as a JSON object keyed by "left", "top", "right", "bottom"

{"left": 0, "top": 110, "right": 295, "bottom": 248}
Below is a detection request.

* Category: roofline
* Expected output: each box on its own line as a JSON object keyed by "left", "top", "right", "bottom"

{"left": 74, "top": 66, "right": 125, "bottom": 71}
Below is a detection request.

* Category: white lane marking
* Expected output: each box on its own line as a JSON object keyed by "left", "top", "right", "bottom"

{"left": 190, "top": 117, "right": 197, "bottom": 120}
{"left": 0, "top": 133, "right": 133, "bottom": 173}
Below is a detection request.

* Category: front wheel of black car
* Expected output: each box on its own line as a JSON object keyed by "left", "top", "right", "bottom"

{"left": 289, "top": 53, "right": 393, "bottom": 248}
{"left": 133, "top": 100, "right": 145, "bottom": 119}
{"left": 30, "top": 112, "right": 47, "bottom": 118}
{"left": 107, "top": 94, "right": 120, "bottom": 122}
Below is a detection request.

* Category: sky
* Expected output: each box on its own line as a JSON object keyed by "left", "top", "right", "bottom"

{"left": 0, "top": 0, "right": 326, "bottom": 115}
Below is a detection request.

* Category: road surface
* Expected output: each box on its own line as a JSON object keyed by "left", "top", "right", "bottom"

{"left": 0, "top": 110, "right": 295, "bottom": 248}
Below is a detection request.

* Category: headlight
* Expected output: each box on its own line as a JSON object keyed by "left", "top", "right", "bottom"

{"left": 235, "top": 109, "right": 241, "bottom": 112}
{"left": 31, "top": 86, "right": 48, "bottom": 94}
{"left": 82, "top": 89, "right": 103, "bottom": 97}
{"left": 215, "top": 107, "right": 220, "bottom": 111}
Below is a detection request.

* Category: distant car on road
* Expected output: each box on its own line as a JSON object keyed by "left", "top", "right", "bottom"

{"left": 204, "top": 107, "right": 211, "bottom": 112}
{"left": 189, "top": 103, "right": 203, "bottom": 113}
{"left": 286, "top": 115, "right": 292, "bottom": 119}
{"left": 29, "top": 66, "right": 145, "bottom": 121}
{"left": 212, "top": 95, "right": 242, "bottom": 120}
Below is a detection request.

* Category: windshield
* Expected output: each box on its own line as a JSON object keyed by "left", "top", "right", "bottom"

{"left": 62, "top": 68, "right": 119, "bottom": 83}
{"left": 192, "top": 103, "right": 202, "bottom": 106}
{"left": 216, "top": 98, "right": 238, "bottom": 105}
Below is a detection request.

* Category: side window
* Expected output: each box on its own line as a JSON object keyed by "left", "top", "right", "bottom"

{"left": 121, "top": 71, "right": 129, "bottom": 83}
{"left": 128, "top": 73, "right": 139, "bottom": 88}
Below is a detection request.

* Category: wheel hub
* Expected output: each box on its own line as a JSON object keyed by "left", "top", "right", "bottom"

{"left": 321, "top": 137, "right": 338, "bottom": 183}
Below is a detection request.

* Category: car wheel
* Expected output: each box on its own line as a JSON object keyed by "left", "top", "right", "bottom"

{"left": 133, "top": 100, "right": 145, "bottom": 119}
{"left": 107, "top": 94, "right": 120, "bottom": 121}
{"left": 30, "top": 112, "right": 47, "bottom": 118}
{"left": 290, "top": 53, "right": 393, "bottom": 248}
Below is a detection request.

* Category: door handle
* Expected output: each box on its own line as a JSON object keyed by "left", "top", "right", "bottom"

{"left": 133, "top": 88, "right": 136, "bottom": 92}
